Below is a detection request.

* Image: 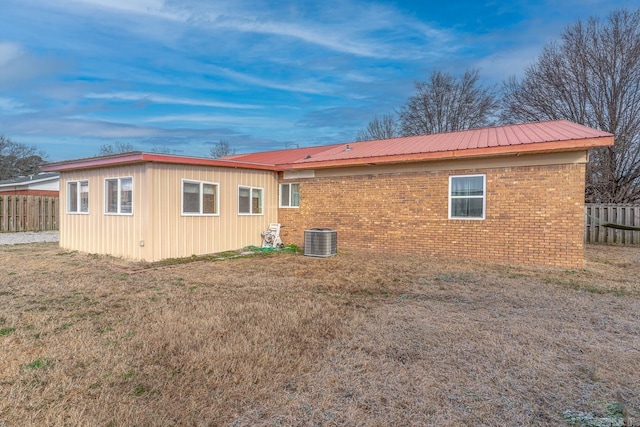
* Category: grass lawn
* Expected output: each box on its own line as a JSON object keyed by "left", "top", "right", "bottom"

{"left": 0, "top": 243, "right": 639, "bottom": 426}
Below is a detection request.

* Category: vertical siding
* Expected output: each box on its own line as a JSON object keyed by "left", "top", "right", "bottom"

{"left": 147, "top": 163, "right": 278, "bottom": 261}
{"left": 60, "top": 163, "right": 278, "bottom": 261}
{"left": 60, "top": 164, "right": 150, "bottom": 260}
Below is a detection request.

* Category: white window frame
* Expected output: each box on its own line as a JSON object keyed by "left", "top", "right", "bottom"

{"left": 181, "top": 179, "right": 220, "bottom": 216}
{"left": 238, "top": 185, "right": 263, "bottom": 215}
{"left": 67, "top": 180, "right": 89, "bottom": 214}
{"left": 104, "top": 177, "right": 133, "bottom": 215}
{"left": 448, "top": 174, "right": 486, "bottom": 220}
{"left": 279, "top": 182, "right": 300, "bottom": 208}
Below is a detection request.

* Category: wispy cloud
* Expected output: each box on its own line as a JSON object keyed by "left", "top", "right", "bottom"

{"left": 192, "top": 2, "right": 453, "bottom": 60}
{"left": 85, "top": 92, "right": 262, "bottom": 109}
{"left": 0, "top": 97, "right": 35, "bottom": 114}
{"left": 65, "top": 0, "right": 185, "bottom": 21}
{"left": 204, "top": 66, "right": 338, "bottom": 95}
{"left": 70, "top": 0, "right": 454, "bottom": 60}
{"left": 144, "top": 113, "right": 294, "bottom": 129}
{"left": 4, "top": 0, "right": 636, "bottom": 160}
{"left": 0, "top": 41, "right": 23, "bottom": 67}
{"left": 0, "top": 41, "right": 65, "bottom": 88}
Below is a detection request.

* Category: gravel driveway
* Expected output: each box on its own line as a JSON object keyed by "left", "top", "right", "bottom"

{"left": 0, "top": 231, "right": 59, "bottom": 245}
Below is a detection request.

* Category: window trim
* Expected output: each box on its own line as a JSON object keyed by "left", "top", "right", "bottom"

{"left": 67, "top": 180, "right": 89, "bottom": 214}
{"left": 279, "top": 182, "right": 300, "bottom": 208}
{"left": 181, "top": 179, "right": 220, "bottom": 216}
{"left": 104, "top": 176, "right": 134, "bottom": 216}
{"left": 448, "top": 174, "right": 486, "bottom": 220}
{"left": 238, "top": 185, "right": 264, "bottom": 215}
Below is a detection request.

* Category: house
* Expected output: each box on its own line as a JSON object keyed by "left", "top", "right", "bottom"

{"left": 0, "top": 172, "right": 59, "bottom": 196}
{"left": 42, "top": 120, "right": 614, "bottom": 267}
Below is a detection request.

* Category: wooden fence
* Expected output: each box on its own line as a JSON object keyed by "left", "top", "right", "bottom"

{"left": 584, "top": 204, "right": 640, "bottom": 245}
{"left": 0, "top": 195, "right": 58, "bottom": 232}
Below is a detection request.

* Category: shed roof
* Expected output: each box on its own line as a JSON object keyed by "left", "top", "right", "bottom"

{"left": 0, "top": 172, "right": 59, "bottom": 187}
{"left": 43, "top": 120, "right": 613, "bottom": 173}
{"left": 43, "top": 152, "right": 278, "bottom": 173}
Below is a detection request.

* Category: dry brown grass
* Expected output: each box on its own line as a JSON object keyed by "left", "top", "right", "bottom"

{"left": 0, "top": 243, "right": 639, "bottom": 426}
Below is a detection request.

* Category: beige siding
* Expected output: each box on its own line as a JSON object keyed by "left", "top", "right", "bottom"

{"left": 146, "top": 163, "right": 277, "bottom": 261}
{"left": 60, "top": 163, "right": 278, "bottom": 261}
{"left": 59, "top": 164, "right": 150, "bottom": 260}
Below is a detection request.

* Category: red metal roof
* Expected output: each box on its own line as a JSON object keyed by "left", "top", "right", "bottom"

{"left": 44, "top": 120, "right": 613, "bottom": 173}
{"left": 231, "top": 120, "right": 613, "bottom": 169}
{"left": 43, "top": 152, "right": 278, "bottom": 172}
{"left": 222, "top": 144, "right": 342, "bottom": 165}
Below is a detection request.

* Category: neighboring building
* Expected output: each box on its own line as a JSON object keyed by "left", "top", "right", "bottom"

{"left": 43, "top": 120, "right": 614, "bottom": 267}
{"left": 0, "top": 172, "right": 60, "bottom": 196}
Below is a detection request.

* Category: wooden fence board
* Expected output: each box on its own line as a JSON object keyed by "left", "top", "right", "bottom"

{"left": 584, "top": 203, "right": 640, "bottom": 245}
{"left": 0, "top": 195, "right": 58, "bottom": 232}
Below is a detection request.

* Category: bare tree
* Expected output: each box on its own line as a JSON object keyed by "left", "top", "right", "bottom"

{"left": 0, "top": 136, "right": 47, "bottom": 180}
{"left": 150, "top": 145, "right": 176, "bottom": 154}
{"left": 398, "top": 69, "right": 499, "bottom": 136}
{"left": 355, "top": 113, "right": 399, "bottom": 141}
{"left": 209, "top": 140, "right": 236, "bottom": 158}
{"left": 98, "top": 141, "right": 137, "bottom": 156}
{"left": 501, "top": 8, "right": 640, "bottom": 203}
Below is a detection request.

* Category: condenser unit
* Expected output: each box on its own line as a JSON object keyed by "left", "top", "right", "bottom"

{"left": 304, "top": 228, "right": 337, "bottom": 257}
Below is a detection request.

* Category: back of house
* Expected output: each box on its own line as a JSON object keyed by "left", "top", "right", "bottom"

{"left": 43, "top": 120, "right": 614, "bottom": 267}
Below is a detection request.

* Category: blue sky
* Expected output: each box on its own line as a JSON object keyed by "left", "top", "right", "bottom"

{"left": 1, "top": 0, "right": 637, "bottom": 161}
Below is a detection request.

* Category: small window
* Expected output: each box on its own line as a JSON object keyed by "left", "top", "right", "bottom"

{"left": 280, "top": 183, "right": 300, "bottom": 208}
{"left": 182, "top": 180, "right": 219, "bottom": 215}
{"left": 67, "top": 180, "right": 89, "bottom": 213}
{"left": 105, "top": 177, "right": 133, "bottom": 215}
{"left": 238, "top": 186, "right": 263, "bottom": 215}
{"left": 449, "top": 175, "right": 485, "bottom": 220}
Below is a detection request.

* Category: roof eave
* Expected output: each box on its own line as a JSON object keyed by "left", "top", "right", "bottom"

{"left": 0, "top": 176, "right": 59, "bottom": 187}
{"left": 43, "top": 152, "right": 278, "bottom": 172}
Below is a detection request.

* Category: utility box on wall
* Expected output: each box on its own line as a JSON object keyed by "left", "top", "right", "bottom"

{"left": 304, "top": 228, "right": 337, "bottom": 257}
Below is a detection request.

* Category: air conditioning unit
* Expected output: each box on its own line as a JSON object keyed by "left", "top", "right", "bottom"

{"left": 304, "top": 228, "right": 337, "bottom": 257}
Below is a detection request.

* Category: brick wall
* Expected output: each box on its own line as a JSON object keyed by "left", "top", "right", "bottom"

{"left": 278, "top": 163, "right": 586, "bottom": 268}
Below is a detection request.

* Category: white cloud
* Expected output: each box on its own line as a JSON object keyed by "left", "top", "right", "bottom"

{"left": 210, "top": 15, "right": 384, "bottom": 58}
{"left": 144, "top": 113, "right": 293, "bottom": 128}
{"left": 65, "top": 0, "right": 185, "bottom": 21}
{"left": 23, "top": 0, "right": 457, "bottom": 61}
{"left": 0, "top": 41, "right": 65, "bottom": 88}
{"left": 123, "top": 1, "right": 455, "bottom": 60}
{"left": 0, "top": 42, "right": 22, "bottom": 67}
{"left": 85, "top": 92, "right": 262, "bottom": 109}
{"left": 473, "top": 46, "right": 542, "bottom": 82}
{"left": 205, "top": 66, "right": 337, "bottom": 95}
{"left": 0, "top": 97, "right": 35, "bottom": 114}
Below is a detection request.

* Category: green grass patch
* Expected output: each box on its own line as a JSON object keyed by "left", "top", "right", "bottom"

{"left": 542, "top": 277, "right": 635, "bottom": 296}
{"left": 563, "top": 401, "right": 626, "bottom": 427}
{"left": 21, "top": 358, "right": 52, "bottom": 370}
{"left": 0, "top": 327, "right": 16, "bottom": 336}
{"left": 122, "top": 370, "right": 135, "bottom": 380}
{"left": 133, "top": 384, "right": 149, "bottom": 396}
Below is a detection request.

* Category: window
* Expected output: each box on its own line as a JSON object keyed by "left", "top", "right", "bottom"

{"left": 67, "top": 180, "right": 89, "bottom": 213}
{"left": 449, "top": 174, "right": 485, "bottom": 220}
{"left": 280, "top": 183, "right": 300, "bottom": 208}
{"left": 182, "top": 180, "right": 219, "bottom": 215}
{"left": 238, "top": 186, "right": 263, "bottom": 215}
{"left": 105, "top": 177, "right": 133, "bottom": 215}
